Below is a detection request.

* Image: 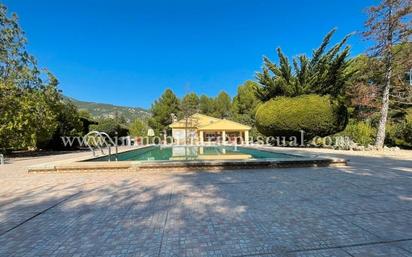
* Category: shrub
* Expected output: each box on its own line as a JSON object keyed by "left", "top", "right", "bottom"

{"left": 129, "top": 119, "right": 147, "bottom": 137}
{"left": 255, "top": 94, "right": 348, "bottom": 140}
{"left": 338, "top": 121, "right": 376, "bottom": 146}
{"left": 385, "top": 110, "right": 412, "bottom": 149}
{"left": 90, "top": 118, "right": 129, "bottom": 138}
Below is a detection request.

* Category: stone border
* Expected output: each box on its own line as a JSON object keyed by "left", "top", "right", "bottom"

{"left": 28, "top": 156, "right": 347, "bottom": 173}
{"left": 27, "top": 145, "right": 347, "bottom": 173}
{"left": 135, "top": 158, "right": 347, "bottom": 171}
{"left": 28, "top": 162, "right": 135, "bottom": 173}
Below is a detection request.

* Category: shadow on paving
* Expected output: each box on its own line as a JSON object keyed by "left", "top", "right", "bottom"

{"left": 0, "top": 153, "right": 411, "bottom": 257}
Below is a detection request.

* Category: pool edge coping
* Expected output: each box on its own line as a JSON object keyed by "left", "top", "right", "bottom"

{"left": 27, "top": 145, "right": 347, "bottom": 173}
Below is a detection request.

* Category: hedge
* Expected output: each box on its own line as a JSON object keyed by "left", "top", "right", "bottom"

{"left": 255, "top": 94, "right": 348, "bottom": 140}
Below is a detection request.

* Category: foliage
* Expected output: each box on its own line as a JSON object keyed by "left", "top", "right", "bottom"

{"left": 390, "top": 42, "right": 412, "bottom": 104}
{"left": 0, "top": 79, "right": 59, "bottom": 150}
{"left": 129, "top": 119, "right": 147, "bottom": 137}
{"left": 179, "top": 92, "right": 201, "bottom": 144}
{"left": 181, "top": 92, "right": 200, "bottom": 117}
{"left": 198, "top": 91, "right": 233, "bottom": 118}
{"left": 0, "top": 4, "right": 40, "bottom": 87}
{"left": 38, "top": 100, "right": 84, "bottom": 150}
{"left": 198, "top": 91, "right": 233, "bottom": 119}
{"left": 345, "top": 55, "right": 382, "bottom": 115}
{"left": 148, "top": 89, "right": 180, "bottom": 135}
{"left": 255, "top": 94, "right": 348, "bottom": 140}
{"left": 385, "top": 108, "right": 412, "bottom": 148}
{"left": 231, "top": 81, "right": 262, "bottom": 138}
{"left": 344, "top": 44, "right": 412, "bottom": 148}
{"left": 363, "top": 0, "right": 411, "bottom": 57}
{"left": 0, "top": 4, "right": 81, "bottom": 151}
{"left": 256, "top": 29, "right": 353, "bottom": 101}
{"left": 78, "top": 109, "right": 93, "bottom": 120}
{"left": 90, "top": 118, "right": 129, "bottom": 138}
{"left": 338, "top": 121, "right": 376, "bottom": 146}
{"left": 232, "top": 81, "right": 260, "bottom": 116}
{"left": 213, "top": 91, "right": 232, "bottom": 118}
{"left": 363, "top": 0, "right": 411, "bottom": 148}
{"left": 199, "top": 95, "right": 215, "bottom": 116}
{"left": 0, "top": 4, "right": 52, "bottom": 150}
{"left": 346, "top": 43, "right": 412, "bottom": 122}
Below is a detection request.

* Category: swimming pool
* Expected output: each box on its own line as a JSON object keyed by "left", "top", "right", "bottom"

{"left": 89, "top": 145, "right": 301, "bottom": 162}
{"left": 29, "top": 146, "right": 346, "bottom": 173}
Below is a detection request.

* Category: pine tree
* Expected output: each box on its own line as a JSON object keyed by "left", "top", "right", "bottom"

{"left": 181, "top": 92, "right": 200, "bottom": 144}
{"left": 256, "top": 29, "right": 353, "bottom": 101}
{"left": 148, "top": 89, "right": 180, "bottom": 136}
{"left": 181, "top": 92, "right": 200, "bottom": 117}
{"left": 363, "top": 0, "right": 412, "bottom": 149}
{"left": 214, "top": 91, "right": 232, "bottom": 118}
{"left": 199, "top": 95, "right": 215, "bottom": 115}
{"left": 232, "top": 81, "right": 262, "bottom": 137}
{"left": 232, "top": 81, "right": 260, "bottom": 119}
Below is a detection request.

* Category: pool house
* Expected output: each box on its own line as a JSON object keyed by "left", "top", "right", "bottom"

{"left": 169, "top": 113, "right": 251, "bottom": 145}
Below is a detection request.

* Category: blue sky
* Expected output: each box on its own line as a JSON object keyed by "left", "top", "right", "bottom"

{"left": 4, "top": 0, "right": 376, "bottom": 109}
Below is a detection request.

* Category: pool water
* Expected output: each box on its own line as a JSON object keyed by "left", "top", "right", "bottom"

{"left": 89, "top": 146, "right": 300, "bottom": 162}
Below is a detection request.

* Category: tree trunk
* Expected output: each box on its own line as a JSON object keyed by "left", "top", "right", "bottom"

{"left": 375, "top": 67, "right": 392, "bottom": 149}
{"left": 185, "top": 117, "right": 188, "bottom": 145}
{"left": 375, "top": 4, "right": 394, "bottom": 150}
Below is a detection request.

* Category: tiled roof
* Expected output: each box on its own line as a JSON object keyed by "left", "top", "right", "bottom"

{"left": 169, "top": 113, "right": 250, "bottom": 130}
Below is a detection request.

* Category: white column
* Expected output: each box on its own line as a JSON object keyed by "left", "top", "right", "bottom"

{"left": 199, "top": 131, "right": 204, "bottom": 145}
{"left": 222, "top": 131, "right": 226, "bottom": 145}
{"left": 244, "top": 130, "right": 249, "bottom": 145}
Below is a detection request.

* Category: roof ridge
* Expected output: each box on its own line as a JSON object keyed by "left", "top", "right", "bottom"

{"left": 198, "top": 118, "right": 251, "bottom": 129}
{"left": 192, "top": 113, "right": 221, "bottom": 120}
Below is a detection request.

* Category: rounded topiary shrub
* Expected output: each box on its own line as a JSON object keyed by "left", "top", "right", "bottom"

{"left": 255, "top": 94, "right": 348, "bottom": 140}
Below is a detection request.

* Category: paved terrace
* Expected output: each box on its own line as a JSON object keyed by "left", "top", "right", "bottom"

{"left": 0, "top": 148, "right": 411, "bottom": 257}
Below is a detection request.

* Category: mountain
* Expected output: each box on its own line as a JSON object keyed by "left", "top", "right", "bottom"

{"left": 65, "top": 96, "right": 151, "bottom": 122}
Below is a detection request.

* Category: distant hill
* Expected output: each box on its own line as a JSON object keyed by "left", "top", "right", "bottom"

{"left": 65, "top": 96, "right": 151, "bottom": 122}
